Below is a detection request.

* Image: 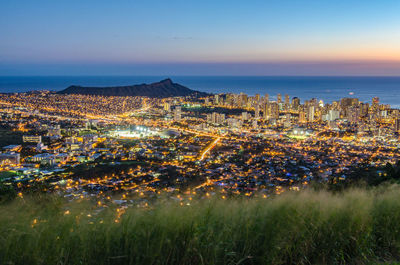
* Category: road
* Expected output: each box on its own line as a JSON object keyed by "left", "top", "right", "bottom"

{"left": 199, "top": 137, "right": 221, "bottom": 161}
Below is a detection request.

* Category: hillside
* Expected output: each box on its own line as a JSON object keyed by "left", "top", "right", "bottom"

{"left": 57, "top": 78, "right": 208, "bottom": 98}
{"left": 2, "top": 187, "right": 400, "bottom": 264}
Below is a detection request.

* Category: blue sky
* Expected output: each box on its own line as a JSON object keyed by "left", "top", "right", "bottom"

{"left": 1, "top": 0, "right": 400, "bottom": 75}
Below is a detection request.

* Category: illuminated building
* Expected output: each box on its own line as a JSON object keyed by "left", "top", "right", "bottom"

{"left": 277, "top": 93, "right": 282, "bottom": 104}
{"left": 264, "top": 93, "right": 269, "bottom": 103}
{"left": 164, "top": 102, "right": 171, "bottom": 112}
{"left": 291, "top": 97, "right": 300, "bottom": 111}
{"left": 174, "top": 106, "right": 182, "bottom": 121}
{"left": 23, "top": 135, "right": 42, "bottom": 143}
{"left": 269, "top": 102, "right": 279, "bottom": 119}
{"left": 307, "top": 106, "right": 315, "bottom": 122}
{"left": 395, "top": 119, "right": 400, "bottom": 132}
{"left": 255, "top": 104, "right": 260, "bottom": 119}
{"left": 0, "top": 152, "right": 20, "bottom": 165}
{"left": 242, "top": 112, "right": 249, "bottom": 121}
{"left": 284, "top": 94, "right": 290, "bottom": 110}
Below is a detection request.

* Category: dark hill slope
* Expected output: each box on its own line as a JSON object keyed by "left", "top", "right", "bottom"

{"left": 57, "top": 79, "right": 208, "bottom": 98}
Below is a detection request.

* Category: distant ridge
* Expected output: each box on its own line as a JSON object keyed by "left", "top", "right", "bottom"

{"left": 57, "top": 78, "right": 208, "bottom": 98}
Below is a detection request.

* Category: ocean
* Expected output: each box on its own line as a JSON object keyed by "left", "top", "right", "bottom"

{"left": 1, "top": 76, "right": 400, "bottom": 107}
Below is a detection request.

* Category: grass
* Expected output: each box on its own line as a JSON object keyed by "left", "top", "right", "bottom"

{"left": 2, "top": 186, "right": 400, "bottom": 264}
{"left": 0, "top": 171, "right": 18, "bottom": 180}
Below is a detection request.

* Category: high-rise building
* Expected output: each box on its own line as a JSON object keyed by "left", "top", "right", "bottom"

{"left": 270, "top": 102, "right": 279, "bottom": 119}
{"left": 242, "top": 112, "right": 249, "bottom": 120}
{"left": 219, "top": 113, "right": 225, "bottom": 124}
{"left": 284, "top": 94, "right": 290, "bottom": 109}
{"left": 240, "top": 93, "right": 248, "bottom": 108}
{"left": 211, "top": 112, "right": 217, "bottom": 123}
{"left": 347, "top": 106, "right": 360, "bottom": 123}
{"left": 214, "top": 94, "right": 220, "bottom": 105}
{"left": 209, "top": 112, "right": 225, "bottom": 124}
{"left": 264, "top": 93, "right": 269, "bottom": 103}
{"left": 341, "top": 98, "right": 359, "bottom": 109}
{"left": 206, "top": 114, "right": 212, "bottom": 123}
{"left": 174, "top": 106, "right": 182, "bottom": 121}
{"left": 332, "top": 101, "right": 339, "bottom": 110}
{"left": 371, "top": 97, "right": 380, "bottom": 114}
{"left": 395, "top": 119, "right": 400, "bottom": 132}
{"left": 328, "top": 110, "right": 340, "bottom": 121}
{"left": 299, "top": 110, "right": 306, "bottom": 123}
{"left": 291, "top": 97, "right": 300, "bottom": 111}
{"left": 164, "top": 102, "right": 171, "bottom": 112}
{"left": 263, "top": 102, "right": 269, "bottom": 120}
{"left": 307, "top": 106, "right": 315, "bottom": 122}
{"left": 255, "top": 105, "right": 260, "bottom": 119}
{"left": 392, "top": 109, "right": 400, "bottom": 119}
{"left": 360, "top": 103, "right": 369, "bottom": 117}
{"left": 277, "top": 93, "right": 282, "bottom": 104}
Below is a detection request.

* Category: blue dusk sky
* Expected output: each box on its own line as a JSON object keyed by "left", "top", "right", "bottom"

{"left": 1, "top": 0, "right": 400, "bottom": 75}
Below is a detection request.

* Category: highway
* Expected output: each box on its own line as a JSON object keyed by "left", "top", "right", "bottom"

{"left": 199, "top": 137, "right": 220, "bottom": 161}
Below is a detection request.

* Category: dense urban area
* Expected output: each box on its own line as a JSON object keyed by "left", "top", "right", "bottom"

{"left": 1, "top": 90, "right": 399, "bottom": 207}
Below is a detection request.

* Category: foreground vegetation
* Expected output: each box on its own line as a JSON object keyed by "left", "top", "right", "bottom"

{"left": 3, "top": 186, "right": 400, "bottom": 264}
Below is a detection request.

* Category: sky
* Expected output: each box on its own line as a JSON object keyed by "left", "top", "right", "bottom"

{"left": 1, "top": 0, "right": 400, "bottom": 76}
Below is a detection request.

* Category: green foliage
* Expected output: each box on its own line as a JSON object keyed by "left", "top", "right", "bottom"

{"left": 0, "top": 128, "right": 23, "bottom": 147}
{"left": 315, "top": 162, "right": 400, "bottom": 192}
{"left": 0, "top": 182, "right": 16, "bottom": 202}
{"left": 2, "top": 188, "right": 400, "bottom": 264}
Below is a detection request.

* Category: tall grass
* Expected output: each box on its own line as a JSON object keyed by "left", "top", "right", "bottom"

{"left": 2, "top": 186, "right": 400, "bottom": 264}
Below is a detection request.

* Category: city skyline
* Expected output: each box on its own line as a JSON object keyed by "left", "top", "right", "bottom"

{"left": 3, "top": 1, "right": 400, "bottom": 264}
{"left": 1, "top": 0, "right": 400, "bottom": 75}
